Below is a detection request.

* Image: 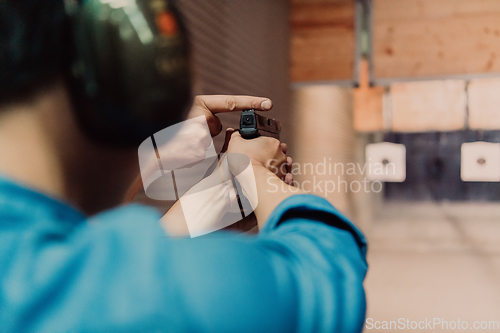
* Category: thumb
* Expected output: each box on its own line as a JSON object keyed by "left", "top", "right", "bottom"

{"left": 221, "top": 128, "right": 236, "bottom": 153}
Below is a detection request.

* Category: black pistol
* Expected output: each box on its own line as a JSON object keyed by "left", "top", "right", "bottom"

{"left": 239, "top": 109, "right": 281, "bottom": 140}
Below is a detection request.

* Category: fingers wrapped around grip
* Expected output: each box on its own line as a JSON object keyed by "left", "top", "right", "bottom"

{"left": 227, "top": 130, "right": 287, "bottom": 179}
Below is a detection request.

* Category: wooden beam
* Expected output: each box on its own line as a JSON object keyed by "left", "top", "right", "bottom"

{"left": 373, "top": 0, "right": 500, "bottom": 79}
{"left": 468, "top": 78, "right": 500, "bottom": 130}
{"left": 390, "top": 80, "right": 466, "bottom": 132}
{"left": 353, "top": 59, "right": 384, "bottom": 132}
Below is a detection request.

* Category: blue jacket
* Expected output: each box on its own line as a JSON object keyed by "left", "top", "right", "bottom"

{"left": 0, "top": 176, "right": 367, "bottom": 332}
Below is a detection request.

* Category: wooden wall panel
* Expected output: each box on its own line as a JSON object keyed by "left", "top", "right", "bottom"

{"left": 468, "top": 78, "right": 500, "bottom": 130}
{"left": 373, "top": 0, "right": 500, "bottom": 79}
{"left": 291, "top": 1, "right": 355, "bottom": 82}
{"left": 390, "top": 80, "right": 466, "bottom": 132}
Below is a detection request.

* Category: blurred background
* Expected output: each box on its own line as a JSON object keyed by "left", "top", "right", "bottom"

{"left": 133, "top": 0, "right": 500, "bottom": 330}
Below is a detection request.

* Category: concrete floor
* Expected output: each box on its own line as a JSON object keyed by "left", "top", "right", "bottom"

{"left": 364, "top": 202, "right": 500, "bottom": 332}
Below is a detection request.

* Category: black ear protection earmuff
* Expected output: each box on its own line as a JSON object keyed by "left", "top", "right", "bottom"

{"left": 64, "top": 0, "right": 192, "bottom": 146}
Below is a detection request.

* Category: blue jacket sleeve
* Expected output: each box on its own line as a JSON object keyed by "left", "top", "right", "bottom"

{"left": 5, "top": 195, "right": 367, "bottom": 332}
{"left": 168, "top": 194, "right": 368, "bottom": 333}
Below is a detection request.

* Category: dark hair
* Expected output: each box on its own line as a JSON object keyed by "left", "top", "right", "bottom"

{"left": 0, "top": 0, "right": 71, "bottom": 104}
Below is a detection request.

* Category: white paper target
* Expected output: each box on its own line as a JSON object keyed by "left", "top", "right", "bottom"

{"left": 461, "top": 142, "right": 500, "bottom": 182}
{"left": 365, "top": 142, "right": 406, "bottom": 182}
